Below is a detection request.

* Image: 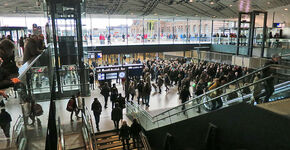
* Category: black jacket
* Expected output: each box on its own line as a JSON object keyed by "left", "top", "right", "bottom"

{"left": 91, "top": 101, "right": 102, "bottom": 115}
{"left": 119, "top": 125, "right": 130, "bottom": 139}
{"left": 0, "top": 111, "right": 12, "bottom": 127}
{"left": 130, "top": 122, "right": 142, "bottom": 137}
{"left": 111, "top": 107, "right": 123, "bottom": 121}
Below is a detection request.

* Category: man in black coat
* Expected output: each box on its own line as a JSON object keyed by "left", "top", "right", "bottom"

{"left": 180, "top": 86, "right": 191, "bottom": 115}
{"left": 110, "top": 84, "right": 119, "bottom": 109}
{"left": 111, "top": 103, "right": 123, "bottom": 130}
{"left": 91, "top": 98, "right": 102, "bottom": 132}
{"left": 255, "top": 54, "right": 281, "bottom": 103}
{"left": 100, "top": 82, "right": 110, "bottom": 108}
{"left": 130, "top": 119, "right": 142, "bottom": 148}
{"left": 0, "top": 109, "right": 12, "bottom": 138}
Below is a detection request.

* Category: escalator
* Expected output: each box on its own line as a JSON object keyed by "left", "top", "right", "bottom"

{"left": 125, "top": 64, "right": 290, "bottom": 150}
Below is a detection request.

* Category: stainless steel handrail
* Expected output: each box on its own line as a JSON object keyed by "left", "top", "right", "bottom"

{"left": 85, "top": 107, "right": 97, "bottom": 150}
{"left": 18, "top": 50, "right": 46, "bottom": 80}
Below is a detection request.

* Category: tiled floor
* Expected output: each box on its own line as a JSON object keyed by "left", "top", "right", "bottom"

{"left": 0, "top": 80, "right": 186, "bottom": 149}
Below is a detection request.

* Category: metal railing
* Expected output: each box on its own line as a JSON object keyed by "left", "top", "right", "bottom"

{"left": 126, "top": 64, "right": 290, "bottom": 130}
{"left": 82, "top": 107, "right": 97, "bottom": 150}
{"left": 57, "top": 116, "right": 65, "bottom": 150}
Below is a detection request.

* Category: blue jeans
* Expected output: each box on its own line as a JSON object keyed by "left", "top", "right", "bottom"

{"left": 144, "top": 95, "right": 150, "bottom": 106}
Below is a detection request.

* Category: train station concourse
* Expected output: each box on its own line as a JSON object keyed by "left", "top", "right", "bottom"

{"left": 0, "top": 0, "right": 290, "bottom": 149}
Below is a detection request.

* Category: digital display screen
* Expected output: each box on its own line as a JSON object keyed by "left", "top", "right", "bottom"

{"left": 273, "top": 23, "right": 282, "bottom": 28}
{"left": 97, "top": 53, "right": 102, "bottom": 58}
{"left": 98, "top": 73, "right": 105, "bottom": 80}
{"left": 106, "top": 73, "right": 118, "bottom": 80}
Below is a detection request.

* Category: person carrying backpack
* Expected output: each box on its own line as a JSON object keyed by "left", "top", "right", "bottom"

{"left": 91, "top": 98, "right": 102, "bottom": 132}
{"left": 67, "top": 95, "right": 78, "bottom": 121}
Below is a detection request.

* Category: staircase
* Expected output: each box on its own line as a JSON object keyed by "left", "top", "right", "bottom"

{"left": 95, "top": 130, "right": 144, "bottom": 150}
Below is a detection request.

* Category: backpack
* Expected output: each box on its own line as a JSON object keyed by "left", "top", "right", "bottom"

{"left": 34, "top": 104, "right": 43, "bottom": 116}
{"left": 66, "top": 99, "right": 74, "bottom": 112}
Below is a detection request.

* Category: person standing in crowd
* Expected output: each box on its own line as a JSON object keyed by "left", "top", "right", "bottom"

{"left": 157, "top": 75, "right": 164, "bottom": 94}
{"left": 0, "top": 39, "right": 20, "bottom": 90}
{"left": 111, "top": 103, "right": 123, "bottom": 130}
{"left": 143, "top": 82, "right": 151, "bottom": 107}
{"left": 128, "top": 81, "right": 136, "bottom": 101}
{"left": 117, "top": 94, "right": 126, "bottom": 111}
{"left": 208, "top": 78, "right": 223, "bottom": 110}
{"left": 0, "top": 109, "right": 12, "bottom": 138}
{"left": 23, "top": 35, "right": 43, "bottom": 64}
{"left": 100, "top": 82, "right": 110, "bottom": 109}
{"left": 130, "top": 118, "right": 142, "bottom": 148}
{"left": 137, "top": 80, "right": 144, "bottom": 105}
{"left": 89, "top": 72, "right": 95, "bottom": 90}
{"left": 180, "top": 85, "right": 191, "bottom": 114}
{"left": 76, "top": 92, "right": 83, "bottom": 118}
{"left": 91, "top": 98, "right": 102, "bottom": 132}
{"left": 19, "top": 37, "right": 24, "bottom": 57}
{"left": 111, "top": 84, "right": 119, "bottom": 109}
{"left": 255, "top": 54, "right": 281, "bottom": 103}
{"left": 119, "top": 120, "right": 130, "bottom": 150}
{"left": 164, "top": 73, "right": 170, "bottom": 92}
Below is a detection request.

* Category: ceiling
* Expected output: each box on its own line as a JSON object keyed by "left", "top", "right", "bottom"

{"left": 0, "top": 0, "right": 290, "bottom": 19}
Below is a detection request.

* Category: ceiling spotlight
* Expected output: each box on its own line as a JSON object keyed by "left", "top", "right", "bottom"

{"left": 190, "top": 0, "right": 193, "bottom": 2}
{"left": 213, "top": 16, "right": 216, "bottom": 18}
{"left": 267, "top": 2, "right": 270, "bottom": 5}
{"left": 176, "top": 14, "right": 178, "bottom": 16}
{"left": 130, "top": 12, "right": 134, "bottom": 15}
{"left": 210, "top": 1, "right": 214, "bottom": 5}
{"left": 284, "top": 8, "right": 288, "bottom": 11}
{"left": 4, "top": 3, "right": 8, "bottom": 6}
{"left": 229, "top": 4, "right": 233, "bottom": 7}
{"left": 195, "top": 14, "right": 198, "bottom": 17}
{"left": 154, "top": 13, "right": 158, "bottom": 16}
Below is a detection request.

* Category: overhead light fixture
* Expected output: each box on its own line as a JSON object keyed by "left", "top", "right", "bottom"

{"left": 176, "top": 14, "right": 178, "bottom": 16}
{"left": 284, "top": 8, "right": 288, "bottom": 11}
{"left": 210, "top": 1, "right": 214, "bottom": 5}
{"left": 130, "top": 12, "right": 134, "bottom": 15}
{"left": 4, "top": 3, "right": 8, "bottom": 6}
{"left": 213, "top": 16, "right": 216, "bottom": 18}
{"left": 154, "top": 13, "right": 158, "bottom": 16}
{"left": 229, "top": 4, "right": 233, "bottom": 7}
{"left": 195, "top": 14, "right": 198, "bottom": 17}
{"left": 190, "top": 0, "right": 193, "bottom": 2}
{"left": 267, "top": 2, "right": 270, "bottom": 5}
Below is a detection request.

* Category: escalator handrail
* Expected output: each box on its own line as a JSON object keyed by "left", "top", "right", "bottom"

{"left": 150, "top": 64, "right": 290, "bottom": 118}
{"left": 153, "top": 74, "right": 290, "bottom": 123}
{"left": 18, "top": 49, "right": 46, "bottom": 80}
{"left": 139, "top": 131, "right": 152, "bottom": 150}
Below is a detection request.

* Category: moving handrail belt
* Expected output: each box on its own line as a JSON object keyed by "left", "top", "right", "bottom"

{"left": 18, "top": 50, "right": 45, "bottom": 80}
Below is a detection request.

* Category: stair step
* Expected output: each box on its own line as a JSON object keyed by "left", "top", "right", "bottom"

{"left": 96, "top": 136, "right": 119, "bottom": 144}
{"left": 97, "top": 141, "right": 122, "bottom": 150}
{"left": 97, "top": 140, "right": 135, "bottom": 150}
{"left": 95, "top": 131, "right": 118, "bottom": 139}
